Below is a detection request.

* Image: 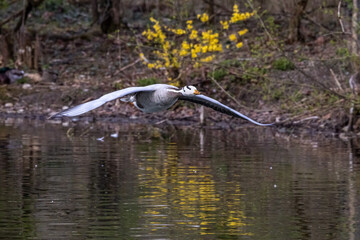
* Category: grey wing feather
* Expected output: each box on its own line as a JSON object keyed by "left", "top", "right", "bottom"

{"left": 179, "top": 95, "right": 273, "bottom": 126}
{"left": 51, "top": 85, "right": 160, "bottom": 118}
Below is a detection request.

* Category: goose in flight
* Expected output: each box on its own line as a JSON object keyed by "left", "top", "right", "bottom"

{"left": 51, "top": 84, "right": 273, "bottom": 126}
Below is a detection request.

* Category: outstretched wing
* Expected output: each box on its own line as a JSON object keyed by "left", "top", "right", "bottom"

{"left": 51, "top": 85, "right": 164, "bottom": 118}
{"left": 179, "top": 94, "right": 273, "bottom": 126}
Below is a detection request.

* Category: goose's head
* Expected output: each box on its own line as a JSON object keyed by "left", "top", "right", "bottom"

{"left": 181, "top": 85, "right": 200, "bottom": 96}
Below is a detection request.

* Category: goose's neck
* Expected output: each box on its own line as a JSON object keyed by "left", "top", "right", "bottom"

{"left": 167, "top": 88, "right": 183, "bottom": 96}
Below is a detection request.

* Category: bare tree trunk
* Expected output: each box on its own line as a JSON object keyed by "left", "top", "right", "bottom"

{"left": 112, "top": 0, "right": 121, "bottom": 26}
{"left": 155, "top": 0, "right": 160, "bottom": 18}
{"left": 34, "top": 34, "right": 41, "bottom": 70}
{"left": 0, "top": 34, "right": 12, "bottom": 64}
{"left": 348, "top": 0, "right": 359, "bottom": 132}
{"left": 14, "top": 0, "right": 45, "bottom": 33}
{"left": 174, "top": 0, "right": 180, "bottom": 20}
{"left": 206, "top": 0, "right": 215, "bottom": 23}
{"left": 287, "top": 0, "right": 308, "bottom": 43}
{"left": 99, "top": 0, "right": 124, "bottom": 33}
{"left": 92, "top": 0, "right": 99, "bottom": 24}
{"left": 351, "top": 0, "right": 358, "bottom": 57}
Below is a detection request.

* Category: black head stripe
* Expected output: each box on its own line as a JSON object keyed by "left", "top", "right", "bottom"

{"left": 186, "top": 86, "right": 191, "bottom": 90}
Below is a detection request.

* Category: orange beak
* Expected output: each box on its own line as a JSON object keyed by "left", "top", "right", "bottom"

{"left": 194, "top": 89, "right": 200, "bottom": 95}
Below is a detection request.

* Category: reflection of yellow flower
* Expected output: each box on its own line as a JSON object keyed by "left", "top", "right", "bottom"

{"left": 229, "top": 34, "right": 237, "bottom": 42}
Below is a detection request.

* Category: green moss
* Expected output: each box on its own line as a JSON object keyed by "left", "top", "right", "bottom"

{"left": 272, "top": 57, "right": 295, "bottom": 71}
{"left": 0, "top": 87, "right": 9, "bottom": 101}
{"left": 113, "top": 81, "right": 123, "bottom": 90}
{"left": 219, "top": 59, "right": 241, "bottom": 67}
{"left": 209, "top": 68, "right": 228, "bottom": 81}
{"left": 40, "top": 0, "right": 67, "bottom": 11}
{"left": 336, "top": 47, "right": 350, "bottom": 57}
{"left": 242, "top": 66, "right": 267, "bottom": 81}
{"left": 137, "top": 77, "right": 159, "bottom": 86}
{"left": 16, "top": 78, "right": 28, "bottom": 84}
{"left": 0, "top": 0, "right": 8, "bottom": 9}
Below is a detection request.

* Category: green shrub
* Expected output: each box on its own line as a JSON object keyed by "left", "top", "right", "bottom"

{"left": 137, "top": 77, "right": 159, "bottom": 86}
{"left": 219, "top": 59, "right": 241, "bottom": 68}
{"left": 272, "top": 57, "right": 295, "bottom": 71}
{"left": 242, "top": 66, "right": 267, "bottom": 81}
{"left": 336, "top": 47, "right": 349, "bottom": 57}
{"left": 209, "top": 68, "right": 228, "bottom": 81}
{"left": 16, "top": 78, "right": 27, "bottom": 84}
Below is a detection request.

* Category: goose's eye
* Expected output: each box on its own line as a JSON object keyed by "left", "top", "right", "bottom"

{"left": 183, "top": 89, "right": 185, "bottom": 92}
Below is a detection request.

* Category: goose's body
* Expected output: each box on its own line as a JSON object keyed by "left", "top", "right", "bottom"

{"left": 123, "top": 84, "right": 179, "bottom": 113}
{"left": 0, "top": 67, "right": 25, "bottom": 84}
{"left": 52, "top": 84, "right": 273, "bottom": 126}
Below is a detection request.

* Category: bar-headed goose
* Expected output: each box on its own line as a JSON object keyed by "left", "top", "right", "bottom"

{"left": 0, "top": 67, "right": 25, "bottom": 84}
{"left": 51, "top": 84, "right": 273, "bottom": 126}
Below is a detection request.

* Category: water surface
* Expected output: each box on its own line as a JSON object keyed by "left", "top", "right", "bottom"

{"left": 0, "top": 119, "right": 359, "bottom": 239}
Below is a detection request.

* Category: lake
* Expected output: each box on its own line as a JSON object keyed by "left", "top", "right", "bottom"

{"left": 0, "top": 118, "right": 359, "bottom": 239}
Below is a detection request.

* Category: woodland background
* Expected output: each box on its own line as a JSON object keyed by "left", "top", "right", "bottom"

{"left": 0, "top": 0, "right": 358, "bottom": 133}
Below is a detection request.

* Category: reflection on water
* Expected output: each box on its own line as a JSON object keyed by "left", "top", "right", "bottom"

{"left": 0, "top": 118, "right": 359, "bottom": 239}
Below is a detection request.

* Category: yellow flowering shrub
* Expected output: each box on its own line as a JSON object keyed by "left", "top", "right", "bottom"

{"left": 220, "top": 20, "right": 229, "bottom": 30}
{"left": 229, "top": 34, "right": 237, "bottom": 42}
{"left": 197, "top": 13, "right": 209, "bottom": 23}
{"left": 140, "top": 4, "right": 254, "bottom": 84}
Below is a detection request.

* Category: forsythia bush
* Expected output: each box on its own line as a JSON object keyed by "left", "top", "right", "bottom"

{"left": 139, "top": 4, "right": 254, "bottom": 85}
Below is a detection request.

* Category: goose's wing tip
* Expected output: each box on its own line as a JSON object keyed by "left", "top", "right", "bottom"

{"left": 48, "top": 112, "right": 65, "bottom": 120}
{"left": 186, "top": 95, "right": 274, "bottom": 127}
{"left": 48, "top": 112, "right": 59, "bottom": 120}
{"left": 262, "top": 123, "right": 275, "bottom": 127}
{"left": 250, "top": 122, "right": 274, "bottom": 127}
